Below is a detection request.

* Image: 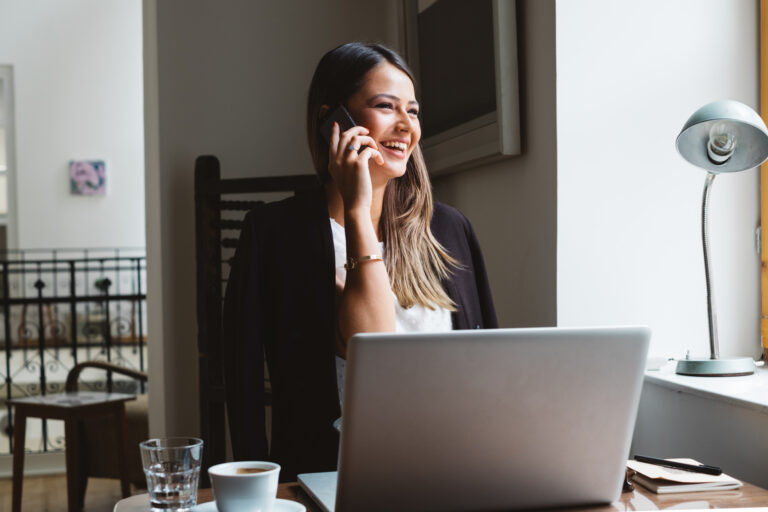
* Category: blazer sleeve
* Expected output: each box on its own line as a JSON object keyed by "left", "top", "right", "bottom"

{"left": 463, "top": 214, "right": 499, "bottom": 329}
{"left": 221, "top": 208, "right": 269, "bottom": 460}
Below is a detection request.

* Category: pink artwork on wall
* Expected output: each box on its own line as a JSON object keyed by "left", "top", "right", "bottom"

{"left": 70, "top": 160, "right": 106, "bottom": 195}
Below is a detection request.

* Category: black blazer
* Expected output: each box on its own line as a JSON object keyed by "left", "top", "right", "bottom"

{"left": 222, "top": 187, "right": 497, "bottom": 481}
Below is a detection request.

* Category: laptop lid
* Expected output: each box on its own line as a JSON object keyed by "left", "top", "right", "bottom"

{"left": 333, "top": 326, "right": 650, "bottom": 512}
{"left": 297, "top": 471, "right": 336, "bottom": 512}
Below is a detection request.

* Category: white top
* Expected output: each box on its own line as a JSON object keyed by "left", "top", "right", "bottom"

{"left": 330, "top": 218, "right": 452, "bottom": 409}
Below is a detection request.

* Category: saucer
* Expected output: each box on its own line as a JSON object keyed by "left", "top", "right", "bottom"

{"left": 113, "top": 493, "right": 149, "bottom": 511}
{"left": 193, "top": 498, "right": 306, "bottom": 512}
{"left": 113, "top": 494, "right": 305, "bottom": 512}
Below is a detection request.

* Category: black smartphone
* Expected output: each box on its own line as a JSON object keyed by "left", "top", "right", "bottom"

{"left": 320, "top": 105, "right": 357, "bottom": 144}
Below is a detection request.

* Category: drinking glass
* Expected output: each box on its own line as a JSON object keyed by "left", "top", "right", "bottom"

{"left": 139, "top": 437, "right": 204, "bottom": 512}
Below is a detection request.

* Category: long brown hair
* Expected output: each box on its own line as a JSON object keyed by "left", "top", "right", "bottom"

{"left": 306, "top": 42, "right": 456, "bottom": 310}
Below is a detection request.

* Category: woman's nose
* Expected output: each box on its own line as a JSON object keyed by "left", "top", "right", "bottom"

{"left": 396, "top": 110, "right": 413, "bottom": 132}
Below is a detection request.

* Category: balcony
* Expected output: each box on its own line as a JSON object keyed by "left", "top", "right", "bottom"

{"left": 0, "top": 248, "right": 146, "bottom": 463}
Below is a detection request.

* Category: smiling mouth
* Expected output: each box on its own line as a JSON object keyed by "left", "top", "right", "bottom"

{"left": 380, "top": 141, "right": 408, "bottom": 157}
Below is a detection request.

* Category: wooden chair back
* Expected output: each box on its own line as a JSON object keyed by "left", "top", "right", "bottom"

{"left": 194, "top": 155, "right": 318, "bottom": 484}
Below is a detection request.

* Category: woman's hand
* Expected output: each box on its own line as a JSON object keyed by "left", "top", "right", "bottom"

{"left": 327, "top": 122, "right": 385, "bottom": 213}
{"left": 327, "top": 123, "right": 394, "bottom": 349}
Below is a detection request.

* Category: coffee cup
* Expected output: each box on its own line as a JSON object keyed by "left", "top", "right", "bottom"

{"left": 208, "top": 461, "right": 281, "bottom": 512}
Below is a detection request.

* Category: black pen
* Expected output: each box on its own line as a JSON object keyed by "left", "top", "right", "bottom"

{"left": 633, "top": 455, "right": 722, "bottom": 476}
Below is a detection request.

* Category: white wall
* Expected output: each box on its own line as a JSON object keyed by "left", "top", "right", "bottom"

{"left": 144, "top": 0, "right": 402, "bottom": 436}
{"left": 556, "top": 0, "right": 761, "bottom": 359}
{"left": 0, "top": 0, "right": 145, "bottom": 249}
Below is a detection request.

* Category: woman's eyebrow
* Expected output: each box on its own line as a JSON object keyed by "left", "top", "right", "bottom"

{"left": 368, "top": 93, "right": 419, "bottom": 107}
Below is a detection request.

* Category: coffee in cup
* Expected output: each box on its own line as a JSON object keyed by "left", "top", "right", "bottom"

{"left": 235, "top": 467, "right": 271, "bottom": 475}
{"left": 208, "top": 461, "right": 280, "bottom": 512}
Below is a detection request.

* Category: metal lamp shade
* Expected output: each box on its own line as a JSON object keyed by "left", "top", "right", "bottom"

{"left": 676, "top": 100, "right": 768, "bottom": 173}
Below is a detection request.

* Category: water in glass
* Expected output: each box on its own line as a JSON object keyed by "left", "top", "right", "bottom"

{"left": 144, "top": 461, "right": 200, "bottom": 511}
{"left": 140, "top": 437, "right": 203, "bottom": 512}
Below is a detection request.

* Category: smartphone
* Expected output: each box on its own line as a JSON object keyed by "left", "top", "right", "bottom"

{"left": 320, "top": 105, "right": 357, "bottom": 144}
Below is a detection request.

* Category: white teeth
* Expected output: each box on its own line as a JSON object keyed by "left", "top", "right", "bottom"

{"left": 382, "top": 141, "right": 407, "bottom": 151}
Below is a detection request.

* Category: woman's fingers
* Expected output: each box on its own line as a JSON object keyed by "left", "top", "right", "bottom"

{"left": 337, "top": 127, "right": 369, "bottom": 155}
{"left": 354, "top": 135, "right": 378, "bottom": 151}
{"left": 328, "top": 125, "right": 383, "bottom": 191}
{"left": 344, "top": 136, "right": 378, "bottom": 162}
{"left": 330, "top": 122, "right": 356, "bottom": 163}
{"left": 329, "top": 122, "right": 340, "bottom": 157}
{"left": 358, "top": 146, "right": 385, "bottom": 167}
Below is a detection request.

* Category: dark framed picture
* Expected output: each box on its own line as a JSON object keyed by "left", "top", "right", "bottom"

{"left": 401, "top": 0, "right": 520, "bottom": 174}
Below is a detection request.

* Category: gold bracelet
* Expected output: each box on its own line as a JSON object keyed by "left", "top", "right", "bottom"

{"left": 344, "top": 254, "right": 383, "bottom": 270}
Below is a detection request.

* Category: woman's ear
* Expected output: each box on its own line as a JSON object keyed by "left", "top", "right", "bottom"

{"left": 319, "top": 104, "right": 331, "bottom": 119}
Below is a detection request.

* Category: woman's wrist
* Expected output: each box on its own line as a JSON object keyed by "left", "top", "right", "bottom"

{"left": 343, "top": 206, "right": 372, "bottom": 224}
{"left": 344, "top": 208, "right": 381, "bottom": 257}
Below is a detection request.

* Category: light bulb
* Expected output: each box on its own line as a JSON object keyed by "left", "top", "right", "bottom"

{"left": 707, "top": 121, "right": 737, "bottom": 164}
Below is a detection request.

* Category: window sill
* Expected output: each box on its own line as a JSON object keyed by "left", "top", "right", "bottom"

{"left": 644, "top": 361, "right": 768, "bottom": 416}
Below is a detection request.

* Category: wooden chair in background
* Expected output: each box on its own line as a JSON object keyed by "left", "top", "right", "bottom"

{"left": 194, "top": 155, "right": 318, "bottom": 485}
{"left": 65, "top": 361, "right": 148, "bottom": 505}
{"left": 10, "top": 361, "right": 147, "bottom": 512}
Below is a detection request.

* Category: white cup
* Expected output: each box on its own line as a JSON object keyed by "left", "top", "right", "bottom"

{"left": 208, "top": 461, "right": 281, "bottom": 512}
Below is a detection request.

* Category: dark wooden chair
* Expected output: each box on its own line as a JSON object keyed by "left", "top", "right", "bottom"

{"left": 194, "top": 155, "right": 318, "bottom": 485}
{"left": 65, "top": 360, "right": 148, "bottom": 507}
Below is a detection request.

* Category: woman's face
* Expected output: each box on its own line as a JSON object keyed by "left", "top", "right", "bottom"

{"left": 346, "top": 62, "right": 421, "bottom": 180}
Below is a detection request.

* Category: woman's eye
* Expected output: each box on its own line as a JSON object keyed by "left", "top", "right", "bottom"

{"left": 376, "top": 103, "right": 394, "bottom": 109}
{"left": 409, "top": 109, "right": 419, "bottom": 116}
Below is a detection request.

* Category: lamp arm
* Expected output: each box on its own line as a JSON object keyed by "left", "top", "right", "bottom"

{"left": 701, "top": 172, "right": 720, "bottom": 359}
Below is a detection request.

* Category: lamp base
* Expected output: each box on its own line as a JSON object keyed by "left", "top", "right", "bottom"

{"left": 675, "top": 357, "right": 755, "bottom": 377}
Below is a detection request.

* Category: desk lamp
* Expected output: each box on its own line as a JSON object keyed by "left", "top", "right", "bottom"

{"left": 675, "top": 100, "right": 768, "bottom": 376}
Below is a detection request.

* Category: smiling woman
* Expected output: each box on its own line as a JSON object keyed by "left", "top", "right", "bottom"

{"left": 222, "top": 42, "right": 497, "bottom": 481}
{"left": 309, "top": 45, "right": 458, "bottom": 349}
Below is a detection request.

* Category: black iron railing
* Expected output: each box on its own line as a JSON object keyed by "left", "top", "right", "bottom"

{"left": 0, "top": 248, "right": 146, "bottom": 455}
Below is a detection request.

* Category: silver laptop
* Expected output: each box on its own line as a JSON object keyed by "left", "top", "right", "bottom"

{"left": 299, "top": 326, "right": 650, "bottom": 512}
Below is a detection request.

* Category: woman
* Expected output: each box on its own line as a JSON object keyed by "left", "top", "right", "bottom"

{"left": 223, "top": 42, "right": 497, "bottom": 482}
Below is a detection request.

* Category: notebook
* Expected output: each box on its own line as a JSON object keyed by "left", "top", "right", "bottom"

{"left": 628, "top": 458, "right": 742, "bottom": 494}
{"left": 299, "top": 326, "right": 650, "bottom": 512}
